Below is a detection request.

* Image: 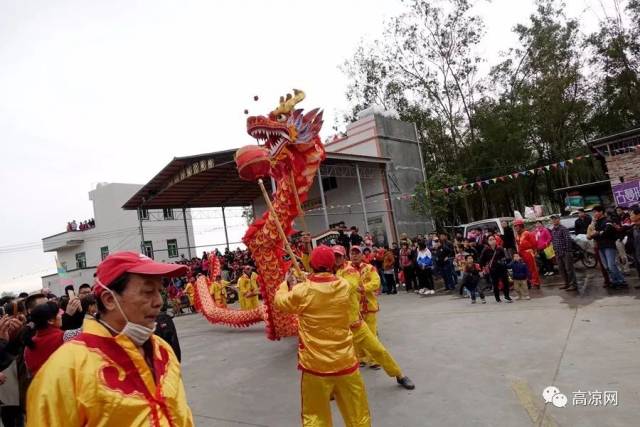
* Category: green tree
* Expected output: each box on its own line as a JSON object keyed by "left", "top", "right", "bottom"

{"left": 587, "top": 0, "right": 640, "bottom": 134}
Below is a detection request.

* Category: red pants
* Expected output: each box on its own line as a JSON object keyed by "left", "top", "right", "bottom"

{"left": 519, "top": 250, "right": 540, "bottom": 286}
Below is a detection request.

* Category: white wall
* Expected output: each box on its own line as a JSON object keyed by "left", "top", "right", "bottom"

{"left": 42, "top": 183, "right": 195, "bottom": 291}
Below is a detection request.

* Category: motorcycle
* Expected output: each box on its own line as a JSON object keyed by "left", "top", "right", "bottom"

{"left": 571, "top": 239, "right": 597, "bottom": 268}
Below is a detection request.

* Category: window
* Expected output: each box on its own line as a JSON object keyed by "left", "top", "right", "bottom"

{"left": 138, "top": 209, "right": 149, "bottom": 220}
{"left": 322, "top": 176, "right": 338, "bottom": 191}
{"left": 163, "top": 208, "right": 174, "bottom": 220}
{"left": 143, "top": 241, "right": 154, "bottom": 259}
{"left": 75, "top": 252, "right": 87, "bottom": 269}
{"left": 100, "top": 246, "right": 109, "bottom": 260}
{"left": 167, "top": 239, "right": 178, "bottom": 258}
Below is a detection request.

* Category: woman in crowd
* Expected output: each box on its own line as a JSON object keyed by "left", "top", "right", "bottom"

{"left": 534, "top": 221, "right": 554, "bottom": 276}
{"left": 479, "top": 236, "right": 513, "bottom": 303}
{"left": 23, "top": 301, "right": 80, "bottom": 378}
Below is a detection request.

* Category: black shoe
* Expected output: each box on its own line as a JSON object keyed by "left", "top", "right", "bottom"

{"left": 397, "top": 376, "right": 415, "bottom": 390}
{"left": 369, "top": 364, "right": 381, "bottom": 370}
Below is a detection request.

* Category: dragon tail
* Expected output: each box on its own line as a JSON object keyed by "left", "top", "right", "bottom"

{"left": 193, "top": 275, "right": 264, "bottom": 328}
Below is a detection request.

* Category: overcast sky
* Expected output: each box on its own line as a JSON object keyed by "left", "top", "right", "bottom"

{"left": 0, "top": 0, "right": 614, "bottom": 293}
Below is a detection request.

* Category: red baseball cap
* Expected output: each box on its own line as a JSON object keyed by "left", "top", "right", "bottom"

{"left": 350, "top": 245, "right": 362, "bottom": 253}
{"left": 94, "top": 251, "right": 188, "bottom": 296}
{"left": 513, "top": 219, "right": 525, "bottom": 227}
{"left": 310, "top": 245, "right": 335, "bottom": 271}
{"left": 332, "top": 245, "right": 346, "bottom": 256}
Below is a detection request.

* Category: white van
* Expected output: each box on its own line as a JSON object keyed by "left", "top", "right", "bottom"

{"left": 462, "top": 217, "right": 514, "bottom": 239}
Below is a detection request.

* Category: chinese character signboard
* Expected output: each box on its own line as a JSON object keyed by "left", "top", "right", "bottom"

{"left": 612, "top": 179, "right": 640, "bottom": 207}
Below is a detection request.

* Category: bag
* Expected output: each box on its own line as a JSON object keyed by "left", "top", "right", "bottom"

{"left": 543, "top": 245, "right": 555, "bottom": 259}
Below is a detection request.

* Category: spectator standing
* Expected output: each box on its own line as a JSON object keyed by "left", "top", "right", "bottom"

{"left": 626, "top": 206, "right": 640, "bottom": 289}
{"left": 439, "top": 233, "right": 457, "bottom": 290}
{"left": 550, "top": 215, "right": 578, "bottom": 292}
{"left": 591, "top": 206, "right": 627, "bottom": 289}
{"left": 350, "top": 227, "right": 363, "bottom": 248}
{"left": 415, "top": 241, "right": 434, "bottom": 295}
{"left": 479, "top": 236, "right": 513, "bottom": 303}
{"left": 399, "top": 242, "right": 416, "bottom": 292}
{"left": 336, "top": 225, "right": 351, "bottom": 253}
{"left": 382, "top": 249, "right": 397, "bottom": 294}
{"left": 501, "top": 220, "right": 516, "bottom": 258}
{"left": 574, "top": 209, "right": 592, "bottom": 235}
{"left": 534, "top": 221, "right": 554, "bottom": 276}
{"left": 24, "top": 301, "right": 80, "bottom": 377}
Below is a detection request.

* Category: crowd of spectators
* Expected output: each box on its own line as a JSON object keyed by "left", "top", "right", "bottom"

{"left": 66, "top": 219, "right": 95, "bottom": 232}
{"left": 0, "top": 280, "right": 181, "bottom": 425}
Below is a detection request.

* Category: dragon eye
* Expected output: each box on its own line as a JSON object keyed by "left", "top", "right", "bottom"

{"left": 277, "top": 113, "right": 287, "bottom": 123}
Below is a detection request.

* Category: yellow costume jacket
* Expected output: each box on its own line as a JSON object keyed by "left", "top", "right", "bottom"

{"left": 209, "top": 279, "right": 228, "bottom": 308}
{"left": 26, "top": 318, "right": 194, "bottom": 427}
{"left": 336, "top": 263, "right": 364, "bottom": 329}
{"left": 237, "top": 272, "right": 259, "bottom": 310}
{"left": 274, "top": 272, "right": 358, "bottom": 376}
{"left": 349, "top": 261, "right": 381, "bottom": 314}
{"left": 183, "top": 282, "right": 195, "bottom": 306}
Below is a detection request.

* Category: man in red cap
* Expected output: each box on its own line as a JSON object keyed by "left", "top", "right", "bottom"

{"left": 513, "top": 219, "right": 541, "bottom": 288}
{"left": 275, "top": 245, "right": 371, "bottom": 426}
{"left": 333, "top": 245, "right": 415, "bottom": 390}
{"left": 27, "top": 251, "right": 194, "bottom": 427}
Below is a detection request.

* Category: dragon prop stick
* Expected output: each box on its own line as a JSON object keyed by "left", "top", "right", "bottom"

{"left": 193, "top": 89, "right": 325, "bottom": 340}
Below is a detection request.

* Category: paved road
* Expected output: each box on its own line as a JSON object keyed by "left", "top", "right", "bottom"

{"left": 176, "top": 269, "right": 640, "bottom": 427}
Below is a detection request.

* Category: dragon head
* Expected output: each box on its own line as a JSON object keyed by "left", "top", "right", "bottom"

{"left": 246, "top": 89, "right": 324, "bottom": 175}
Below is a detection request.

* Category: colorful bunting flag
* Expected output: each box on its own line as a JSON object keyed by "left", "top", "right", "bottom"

{"left": 432, "top": 153, "right": 592, "bottom": 192}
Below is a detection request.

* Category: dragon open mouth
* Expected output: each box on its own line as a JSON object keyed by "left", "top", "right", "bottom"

{"left": 247, "top": 117, "right": 291, "bottom": 157}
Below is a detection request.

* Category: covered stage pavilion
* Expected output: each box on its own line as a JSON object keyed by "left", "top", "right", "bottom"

{"left": 122, "top": 148, "right": 400, "bottom": 256}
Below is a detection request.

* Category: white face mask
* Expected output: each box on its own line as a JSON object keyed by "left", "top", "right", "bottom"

{"left": 96, "top": 281, "right": 156, "bottom": 347}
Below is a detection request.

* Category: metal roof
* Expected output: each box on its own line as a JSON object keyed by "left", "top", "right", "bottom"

{"left": 122, "top": 149, "right": 390, "bottom": 210}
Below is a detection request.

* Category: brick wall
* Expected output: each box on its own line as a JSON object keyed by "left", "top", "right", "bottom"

{"left": 606, "top": 151, "right": 640, "bottom": 185}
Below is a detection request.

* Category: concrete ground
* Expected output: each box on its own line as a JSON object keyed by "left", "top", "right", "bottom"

{"left": 176, "top": 267, "right": 640, "bottom": 427}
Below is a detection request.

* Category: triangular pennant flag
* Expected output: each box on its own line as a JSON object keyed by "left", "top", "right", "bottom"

{"left": 584, "top": 154, "right": 591, "bottom": 158}
{"left": 576, "top": 155, "right": 583, "bottom": 160}
{"left": 476, "top": 181, "right": 482, "bottom": 187}
{"left": 483, "top": 180, "right": 490, "bottom": 185}
{"left": 508, "top": 174, "right": 514, "bottom": 180}
{"left": 552, "top": 163, "right": 558, "bottom": 170}
{"left": 545, "top": 165, "right": 551, "bottom": 171}
{"left": 491, "top": 178, "right": 498, "bottom": 183}
{"left": 568, "top": 159, "right": 574, "bottom": 164}
{"left": 499, "top": 176, "right": 506, "bottom": 182}
{"left": 536, "top": 167, "right": 543, "bottom": 171}
{"left": 457, "top": 185, "right": 463, "bottom": 190}
{"left": 443, "top": 188, "right": 450, "bottom": 194}
{"left": 559, "top": 161, "right": 566, "bottom": 168}
{"left": 528, "top": 169, "right": 535, "bottom": 174}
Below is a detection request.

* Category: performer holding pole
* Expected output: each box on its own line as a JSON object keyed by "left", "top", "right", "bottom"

{"left": 275, "top": 246, "right": 371, "bottom": 427}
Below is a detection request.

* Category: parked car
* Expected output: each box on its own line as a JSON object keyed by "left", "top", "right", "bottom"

{"left": 462, "top": 217, "right": 514, "bottom": 239}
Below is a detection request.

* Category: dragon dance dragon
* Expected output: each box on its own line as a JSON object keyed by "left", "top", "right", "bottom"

{"left": 193, "top": 89, "right": 325, "bottom": 340}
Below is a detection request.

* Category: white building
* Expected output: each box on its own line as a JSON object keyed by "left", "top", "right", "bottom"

{"left": 41, "top": 182, "right": 195, "bottom": 295}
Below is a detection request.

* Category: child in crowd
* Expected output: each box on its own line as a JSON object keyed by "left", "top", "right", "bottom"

{"left": 509, "top": 253, "right": 530, "bottom": 300}
{"left": 461, "top": 255, "right": 485, "bottom": 304}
